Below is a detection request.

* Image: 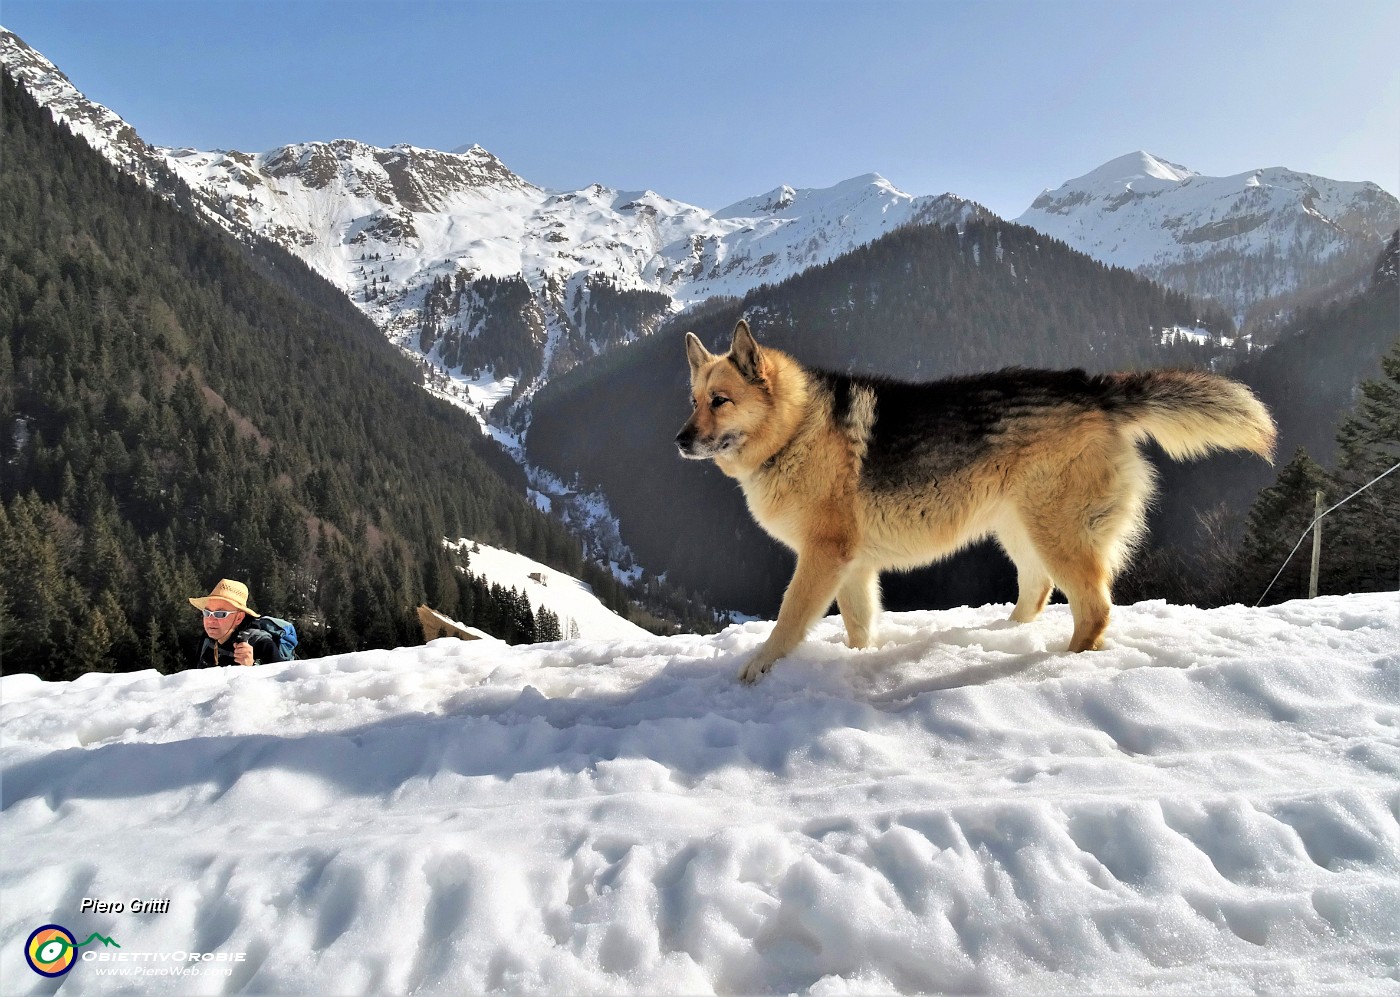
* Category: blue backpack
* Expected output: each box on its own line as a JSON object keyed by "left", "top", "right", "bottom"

{"left": 252, "top": 616, "right": 299, "bottom": 660}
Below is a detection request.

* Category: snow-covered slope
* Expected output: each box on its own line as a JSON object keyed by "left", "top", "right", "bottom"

{"left": 446, "top": 538, "right": 650, "bottom": 641}
{"left": 0, "top": 27, "right": 169, "bottom": 190}
{"left": 3, "top": 594, "right": 1397, "bottom": 994}
{"left": 1017, "top": 151, "right": 1399, "bottom": 325}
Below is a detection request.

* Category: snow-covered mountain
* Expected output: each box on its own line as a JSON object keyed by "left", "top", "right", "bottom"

{"left": 0, "top": 25, "right": 982, "bottom": 396}
{"left": 158, "top": 145, "right": 979, "bottom": 388}
{"left": 8, "top": 25, "right": 1397, "bottom": 380}
{"left": 166, "top": 141, "right": 977, "bottom": 314}
{"left": 0, "top": 28, "right": 164, "bottom": 185}
{"left": 1017, "top": 151, "right": 1399, "bottom": 328}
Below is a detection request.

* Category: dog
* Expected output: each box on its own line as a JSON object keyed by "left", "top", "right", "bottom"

{"left": 676, "top": 320, "right": 1276, "bottom": 683}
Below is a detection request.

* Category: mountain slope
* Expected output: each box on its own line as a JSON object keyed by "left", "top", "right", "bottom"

{"left": 1017, "top": 151, "right": 1398, "bottom": 330}
{"left": 0, "top": 67, "right": 588, "bottom": 677}
{"left": 3, "top": 593, "right": 1396, "bottom": 993}
{"left": 448, "top": 538, "right": 651, "bottom": 640}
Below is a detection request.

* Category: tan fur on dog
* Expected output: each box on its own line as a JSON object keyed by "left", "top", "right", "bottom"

{"left": 677, "top": 321, "right": 1275, "bottom": 683}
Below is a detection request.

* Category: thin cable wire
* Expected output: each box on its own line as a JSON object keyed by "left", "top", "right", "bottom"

{"left": 1255, "top": 459, "right": 1400, "bottom": 607}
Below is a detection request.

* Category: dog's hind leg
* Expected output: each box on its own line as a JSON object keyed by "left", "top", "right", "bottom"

{"left": 995, "top": 518, "right": 1054, "bottom": 624}
{"left": 1049, "top": 548, "right": 1112, "bottom": 652}
{"left": 837, "top": 565, "right": 881, "bottom": 649}
{"left": 1017, "top": 434, "right": 1153, "bottom": 651}
{"left": 1022, "top": 503, "right": 1120, "bottom": 652}
{"left": 740, "top": 544, "right": 849, "bottom": 683}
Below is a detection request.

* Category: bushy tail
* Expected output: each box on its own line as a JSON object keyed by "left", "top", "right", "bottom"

{"left": 1108, "top": 370, "right": 1276, "bottom": 463}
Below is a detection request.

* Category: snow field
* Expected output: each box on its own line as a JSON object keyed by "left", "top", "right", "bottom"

{"left": 1, "top": 594, "right": 1397, "bottom": 994}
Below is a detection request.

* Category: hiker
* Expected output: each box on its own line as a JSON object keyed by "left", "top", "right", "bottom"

{"left": 189, "top": 579, "right": 295, "bottom": 668}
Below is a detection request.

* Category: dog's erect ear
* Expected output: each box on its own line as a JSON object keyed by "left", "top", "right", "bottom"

{"left": 684, "top": 332, "right": 714, "bottom": 377}
{"left": 730, "top": 320, "right": 766, "bottom": 383}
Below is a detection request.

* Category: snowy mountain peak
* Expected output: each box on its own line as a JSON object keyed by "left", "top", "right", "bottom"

{"left": 1, "top": 24, "right": 62, "bottom": 87}
{"left": 1018, "top": 150, "right": 1398, "bottom": 325}
{"left": 714, "top": 172, "right": 909, "bottom": 220}
{"left": 1083, "top": 150, "right": 1198, "bottom": 187}
{"left": 1027, "top": 151, "right": 1199, "bottom": 214}
{"left": 11, "top": 21, "right": 1393, "bottom": 396}
{"left": 758, "top": 183, "right": 797, "bottom": 212}
{"left": 244, "top": 138, "right": 534, "bottom": 201}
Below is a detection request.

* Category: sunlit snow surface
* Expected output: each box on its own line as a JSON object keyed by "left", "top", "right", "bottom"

{"left": 3, "top": 594, "right": 1398, "bottom": 994}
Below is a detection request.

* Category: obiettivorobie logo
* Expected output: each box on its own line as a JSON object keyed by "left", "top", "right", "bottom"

{"left": 24, "top": 924, "right": 120, "bottom": 977}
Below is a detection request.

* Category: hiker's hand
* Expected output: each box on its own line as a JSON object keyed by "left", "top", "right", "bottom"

{"left": 233, "top": 641, "right": 254, "bottom": 667}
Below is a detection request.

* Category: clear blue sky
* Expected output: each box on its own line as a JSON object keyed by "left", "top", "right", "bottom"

{"left": 4, "top": 0, "right": 1397, "bottom": 219}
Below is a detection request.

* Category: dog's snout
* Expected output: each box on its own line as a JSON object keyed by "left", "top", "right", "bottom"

{"left": 676, "top": 421, "right": 716, "bottom": 460}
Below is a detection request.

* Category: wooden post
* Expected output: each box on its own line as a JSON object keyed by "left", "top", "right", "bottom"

{"left": 1309, "top": 490, "right": 1324, "bottom": 599}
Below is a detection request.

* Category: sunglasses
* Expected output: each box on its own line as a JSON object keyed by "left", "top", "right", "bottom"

{"left": 201, "top": 609, "right": 239, "bottom": 619}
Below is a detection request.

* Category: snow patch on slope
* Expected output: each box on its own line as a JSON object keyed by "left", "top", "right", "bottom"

{"left": 446, "top": 538, "right": 649, "bottom": 640}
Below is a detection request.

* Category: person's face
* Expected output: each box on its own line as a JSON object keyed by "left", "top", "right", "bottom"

{"left": 201, "top": 599, "right": 247, "bottom": 643}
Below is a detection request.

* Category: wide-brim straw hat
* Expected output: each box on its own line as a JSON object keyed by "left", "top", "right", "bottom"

{"left": 189, "top": 578, "right": 260, "bottom": 618}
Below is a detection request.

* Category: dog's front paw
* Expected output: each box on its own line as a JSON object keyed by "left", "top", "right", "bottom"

{"left": 844, "top": 627, "right": 876, "bottom": 649}
{"left": 738, "top": 652, "right": 776, "bottom": 684}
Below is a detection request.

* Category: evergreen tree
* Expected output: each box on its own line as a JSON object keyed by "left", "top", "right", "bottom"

{"left": 1233, "top": 448, "right": 1329, "bottom": 605}
{"left": 1324, "top": 340, "right": 1400, "bottom": 594}
{"left": 536, "top": 606, "right": 563, "bottom": 643}
{"left": 0, "top": 494, "right": 72, "bottom": 676}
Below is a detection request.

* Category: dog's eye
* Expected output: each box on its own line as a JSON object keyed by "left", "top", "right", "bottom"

{"left": 710, "top": 396, "right": 731, "bottom": 410}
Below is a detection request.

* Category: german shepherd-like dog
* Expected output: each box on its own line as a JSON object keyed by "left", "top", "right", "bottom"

{"left": 676, "top": 321, "right": 1276, "bottom": 683}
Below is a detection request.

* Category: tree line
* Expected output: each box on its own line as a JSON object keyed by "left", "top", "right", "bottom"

{"left": 455, "top": 568, "right": 563, "bottom": 645}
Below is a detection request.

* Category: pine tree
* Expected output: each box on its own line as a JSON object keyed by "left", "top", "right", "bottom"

{"left": 0, "top": 494, "right": 71, "bottom": 676}
{"left": 1324, "top": 340, "right": 1400, "bottom": 594}
{"left": 536, "top": 606, "right": 562, "bottom": 643}
{"left": 71, "top": 604, "right": 114, "bottom": 679}
{"left": 1232, "top": 448, "right": 1329, "bottom": 605}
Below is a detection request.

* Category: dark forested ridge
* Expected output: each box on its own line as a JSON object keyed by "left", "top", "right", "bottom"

{"left": 0, "top": 71, "right": 595, "bottom": 679}
{"left": 1128, "top": 233, "right": 1400, "bottom": 604}
{"left": 529, "top": 219, "right": 1242, "bottom": 615}
{"left": 1147, "top": 233, "right": 1400, "bottom": 543}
